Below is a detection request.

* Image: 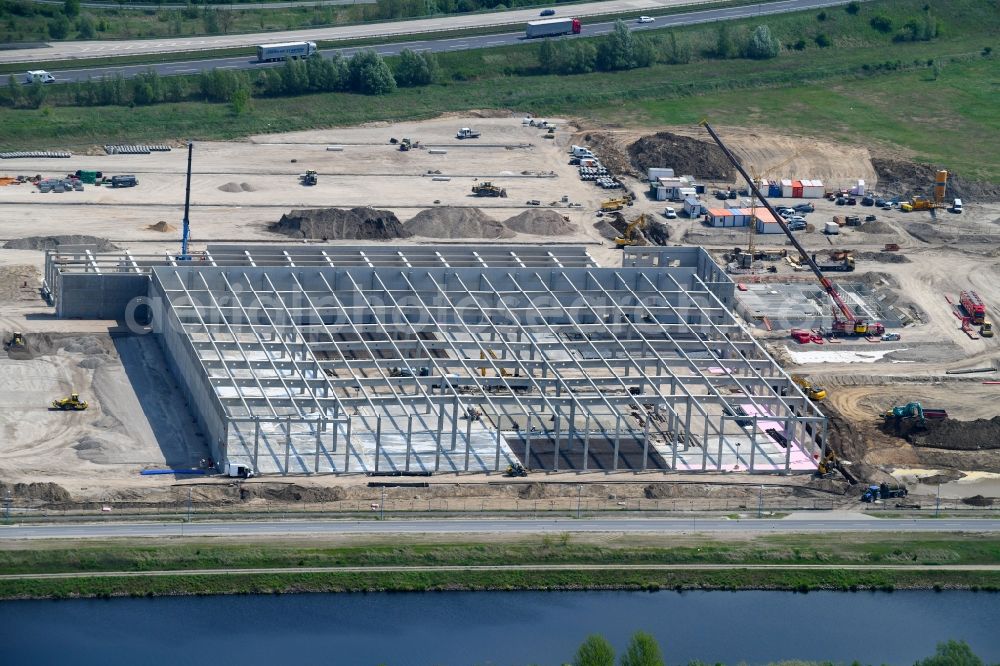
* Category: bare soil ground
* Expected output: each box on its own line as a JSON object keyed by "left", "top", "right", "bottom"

{"left": 1, "top": 115, "right": 998, "bottom": 507}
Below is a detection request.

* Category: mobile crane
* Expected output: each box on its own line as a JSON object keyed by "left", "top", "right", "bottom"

{"left": 700, "top": 122, "right": 885, "bottom": 338}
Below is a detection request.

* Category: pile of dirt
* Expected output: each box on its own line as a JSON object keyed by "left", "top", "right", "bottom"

{"left": 628, "top": 131, "right": 737, "bottom": 181}
{"left": 503, "top": 209, "right": 575, "bottom": 236}
{"left": 872, "top": 158, "right": 1000, "bottom": 202}
{"left": 3, "top": 235, "right": 119, "bottom": 252}
{"left": 905, "top": 416, "right": 1000, "bottom": 450}
{"left": 854, "top": 251, "right": 911, "bottom": 263}
{"left": 580, "top": 132, "right": 638, "bottom": 178}
{"left": 859, "top": 219, "right": 894, "bottom": 234}
{"left": 0, "top": 481, "right": 71, "bottom": 503}
{"left": 238, "top": 483, "right": 346, "bottom": 503}
{"left": 593, "top": 220, "right": 620, "bottom": 240}
{"left": 644, "top": 219, "right": 670, "bottom": 245}
{"left": 239, "top": 182, "right": 256, "bottom": 192}
{"left": 904, "top": 222, "right": 999, "bottom": 245}
{"left": 961, "top": 495, "right": 994, "bottom": 507}
{"left": 0, "top": 265, "right": 40, "bottom": 302}
{"left": 406, "top": 207, "right": 513, "bottom": 239}
{"left": 270, "top": 207, "right": 411, "bottom": 240}
{"left": 218, "top": 182, "right": 244, "bottom": 193}
{"left": 147, "top": 221, "right": 176, "bottom": 232}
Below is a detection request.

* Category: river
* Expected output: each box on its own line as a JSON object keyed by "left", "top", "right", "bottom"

{"left": 2, "top": 590, "right": 998, "bottom": 664}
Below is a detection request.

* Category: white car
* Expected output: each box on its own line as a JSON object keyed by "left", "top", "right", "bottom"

{"left": 25, "top": 70, "right": 55, "bottom": 84}
{"left": 663, "top": 207, "right": 677, "bottom": 219}
{"left": 637, "top": 16, "right": 654, "bottom": 23}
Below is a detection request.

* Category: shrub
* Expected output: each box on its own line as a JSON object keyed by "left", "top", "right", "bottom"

{"left": 870, "top": 15, "right": 893, "bottom": 33}
{"left": 744, "top": 24, "right": 779, "bottom": 59}
{"left": 845, "top": 1, "right": 860, "bottom": 14}
{"left": 815, "top": 33, "right": 831, "bottom": 47}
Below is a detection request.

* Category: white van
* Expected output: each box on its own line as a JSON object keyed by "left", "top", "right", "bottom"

{"left": 570, "top": 145, "right": 593, "bottom": 158}
{"left": 952, "top": 198, "right": 963, "bottom": 213}
{"left": 25, "top": 70, "right": 55, "bottom": 84}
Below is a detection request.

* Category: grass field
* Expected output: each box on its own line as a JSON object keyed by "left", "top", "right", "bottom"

{"left": 3, "top": 532, "right": 1000, "bottom": 599}
{"left": 1, "top": 0, "right": 998, "bottom": 181}
{"left": 2, "top": 533, "right": 999, "bottom": 575}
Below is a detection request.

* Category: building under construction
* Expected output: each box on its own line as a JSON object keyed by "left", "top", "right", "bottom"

{"left": 43, "top": 244, "right": 826, "bottom": 476}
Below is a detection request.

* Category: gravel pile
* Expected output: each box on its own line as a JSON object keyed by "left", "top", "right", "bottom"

{"left": 270, "top": 207, "right": 410, "bottom": 240}
{"left": 406, "top": 207, "right": 513, "bottom": 239}
{"left": 3, "top": 235, "right": 119, "bottom": 251}
{"left": 503, "top": 209, "right": 575, "bottom": 236}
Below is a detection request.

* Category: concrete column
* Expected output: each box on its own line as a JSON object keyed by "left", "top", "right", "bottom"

{"left": 820, "top": 419, "right": 829, "bottom": 463}
{"left": 552, "top": 411, "right": 561, "bottom": 472}
{"left": 331, "top": 419, "right": 339, "bottom": 463}
{"left": 750, "top": 416, "right": 758, "bottom": 472}
{"left": 436, "top": 401, "right": 445, "bottom": 453}
{"left": 582, "top": 415, "right": 590, "bottom": 472}
{"left": 283, "top": 416, "right": 291, "bottom": 476}
{"left": 524, "top": 417, "right": 533, "bottom": 470}
{"left": 702, "top": 413, "right": 710, "bottom": 471}
{"left": 404, "top": 415, "right": 413, "bottom": 473}
{"left": 494, "top": 424, "right": 502, "bottom": 472}
{"left": 344, "top": 418, "right": 352, "bottom": 473}
{"left": 612, "top": 414, "right": 621, "bottom": 472}
{"left": 374, "top": 416, "right": 383, "bottom": 472}
{"left": 464, "top": 415, "right": 472, "bottom": 472}
{"left": 567, "top": 402, "right": 577, "bottom": 453}
{"left": 314, "top": 419, "right": 322, "bottom": 473}
{"left": 642, "top": 415, "right": 650, "bottom": 471}
{"left": 784, "top": 418, "right": 794, "bottom": 474}
{"left": 450, "top": 396, "right": 459, "bottom": 452}
{"left": 253, "top": 417, "right": 260, "bottom": 470}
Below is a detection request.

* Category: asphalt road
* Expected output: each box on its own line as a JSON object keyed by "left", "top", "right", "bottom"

{"left": 2, "top": 518, "right": 998, "bottom": 540}
{"left": 29, "top": 0, "right": 860, "bottom": 84}
{"left": 6, "top": 0, "right": 861, "bottom": 69}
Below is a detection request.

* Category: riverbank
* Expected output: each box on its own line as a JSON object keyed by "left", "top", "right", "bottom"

{"left": 3, "top": 532, "right": 999, "bottom": 599}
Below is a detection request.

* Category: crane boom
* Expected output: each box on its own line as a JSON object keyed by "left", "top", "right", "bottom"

{"left": 699, "top": 122, "right": 857, "bottom": 325}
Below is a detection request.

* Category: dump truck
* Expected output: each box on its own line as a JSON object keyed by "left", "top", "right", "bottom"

{"left": 813, "top": 253, "right": 855, "bottom": 272}
{"left": 52, "top": 392, "right": 88, "bottom": 411}
{"left": 525, "top": 17, "right": 581, "bottom": 38}
{"left": 256, "top": 41, "right": 318, "bottom": 63}
{"left": 472, "top": 181, "right": 507, "bottom": 197}
{"left": 455, "top": 128, "right": 481, "bottom": 139}
{"left": 792, "top": 374, "right": 827, "bottom": 401}
{"left": 960, "top": 290, "right": 986, "bottom": 325}
{"left": 861, "top": 483, "right": 908, "bottom": 503}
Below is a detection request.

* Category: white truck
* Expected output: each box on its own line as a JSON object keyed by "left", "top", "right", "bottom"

{"left": 25, "top": 70, "right": 55, "bottom": 84}
{"left": 525, "top": 17, "right": 581, "bottom": 38}
{"left": 456, "top": 128, "right": 481, "bottom": 139}
{"left": 225, "top": 462, "right": 255, "bottom": 478}
{"left": 256, "top": 41, "right": 318, "bottom": 63}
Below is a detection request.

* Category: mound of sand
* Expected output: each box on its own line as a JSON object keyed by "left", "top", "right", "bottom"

{"left": 872, "top": 157, "right": 1000, "bottom": 202}
{"left": 147, "top": 221, "right": 176, "bottom": 232}
{"left": 859, "top": 219, "right": 894, "bottom": 234}
{"left": 628, "top": 131, "right": 736, "bottom": 181}
{"left": 270, "top": 207, "right": 410, "bottom": 241}
{"left": 218, "top": 182, "right": 243, "bottom": 193}
{"left": 3, "top": 235, "right": 119, "bottom": 252}
{"left": 503, "top": 210, "right": 575, "bottom": 236}
{"left": 406, "top": 207, "right": 513, "bottom": 239}
{"left": 240, "top": 182, "right": 256, "bottom": 192}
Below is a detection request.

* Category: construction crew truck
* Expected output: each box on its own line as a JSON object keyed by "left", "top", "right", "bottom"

{"left": 472, "top": 181, "right": 507, "bottom": 198}
{"left": 456, "top": 128, "right": 481, "bottom": 139}
{"left": 861, "top": 483, "right": 908, "bottom": 502}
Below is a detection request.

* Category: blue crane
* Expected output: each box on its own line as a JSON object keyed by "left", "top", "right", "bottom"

{"left": 180, "top": 141, "right": 193, "bottom": 260}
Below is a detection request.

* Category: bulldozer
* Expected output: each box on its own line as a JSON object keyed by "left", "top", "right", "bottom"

{"left": 505, "top": 461, "right": 528, "bottom": 477}
{"left": 614, "top": 214, "right": 647, "bottom": 247}
{"left": 472, "top": 181, "right": 507, "bottom": 198}
{"left": 981, "top": 320, "right": 994, "bottom": 338}
{"left": 6, "top": 332, "right": 25, "bottom": 350}
{"left": 52, "top": 392, "right": 88, "bottom": 411}
{"left": 792, "top": 374, "right": 827, "bottom": 401}
{"left": 299, "top": 170, "right": 317, "bottom": 186}
{"left": 398, "top": 138, "right": 420, "bottom": 152}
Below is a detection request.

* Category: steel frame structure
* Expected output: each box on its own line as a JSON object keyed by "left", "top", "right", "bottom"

{"left": 142, "top": 246, "right": 825, "bottom": 476}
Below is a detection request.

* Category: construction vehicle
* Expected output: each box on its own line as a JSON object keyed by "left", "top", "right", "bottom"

{"left": 52, "top": 392, "right": 88, "bottom": 411}
{"left": 471, "top": 181, "right": 507, "bottom": 198}
{"left": 225, "top": 462, "right": 255, "bottom": 478}
{"left": 614, "top": 214, "right": 647, "bottom": 247}
{"left": 816, "top": 451, "right": 838, "bottom": 478}
{"left": 479, "top": 349, "right": 512, "bottom": 377}
{"left": 455, "top": 128, "right": 481, "bottom": 139}
{"left": 792, "top": 374, "right": 827, "bottom": 401}
{"left": 505, "top": 461, "right": 528, "bottom": 477}
{"left": 7, "top": 332, "right": 25, "bottom": 350}
{"left": 901, "top": 196, "right": 935, "bottom": 212}
{"left": 813, "top": 253, "right": 855, "bottom": 273}
{"left": 299, "top": 170, "right": 317, "bottom": 186}
{"left": 399, "top": 138, "right": 419, "bottom": 152}
{"left": 981, "top": 320, "right": 994, "bottom": 337}
{"left": 600, "top": 196, "right": 631, "bottom": 212}
{"left": 700, "top": 122, "right": 885, "bottom": 339}
{"left": 883, "top": 402, "right": 948, "bottom": 427}
{"left": 861, "top": 483, "right": 907, "bottom": 503}
{"left": 960, "top": 290, "right": 987, "bottom": 325}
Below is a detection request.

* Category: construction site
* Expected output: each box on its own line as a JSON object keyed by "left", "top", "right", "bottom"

{"left": 1, "top": 114, "right": 999, "bottom": 512}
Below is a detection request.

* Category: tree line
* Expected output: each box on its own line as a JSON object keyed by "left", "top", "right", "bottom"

{"left": 569, "top": 635, "right": 987, "bottom": 666}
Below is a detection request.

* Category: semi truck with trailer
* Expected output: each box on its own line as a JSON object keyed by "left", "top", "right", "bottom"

{"left": 525, "top": 18, "right": 581, "bottom": 38}
{"left": 256, "top": 41, "right": 318, "bottom": 63}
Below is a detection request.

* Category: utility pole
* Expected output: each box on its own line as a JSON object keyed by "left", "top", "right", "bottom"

{"left": 935, "top": 483, "right": 941, "bottom": 518}
{"left": 576, "top": 484, "right": 582, "bottom": 519}
{"left": 758, "top": 484, "right": 764, "bottom": 518}
{"left": 380, "top": 486, "right": 385, "bottom": 521}
{"left": 187, "top": 486, "right": 192, "bottom": 523}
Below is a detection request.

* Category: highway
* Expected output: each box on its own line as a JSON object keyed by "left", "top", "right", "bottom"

{"left": 2, "top": 517, "right": 998, "bottom": 540}
{"left": 5, "top": 0, "right": 861, "bottom": 67}
{"left": 19, "top": 0, "right": 860, "bottom": 84}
